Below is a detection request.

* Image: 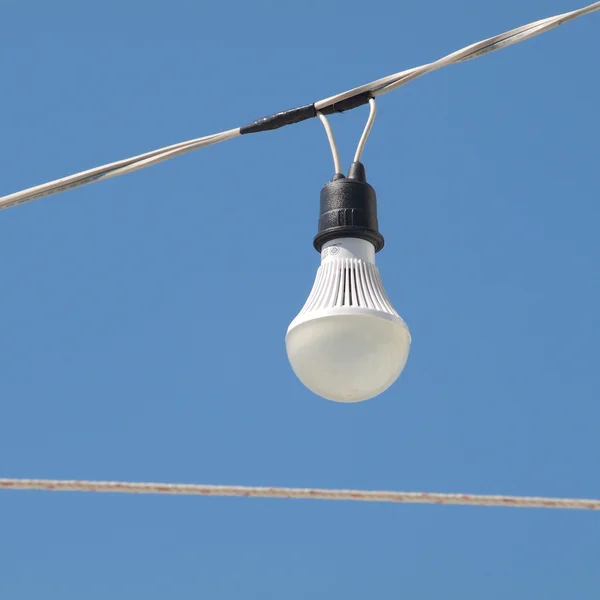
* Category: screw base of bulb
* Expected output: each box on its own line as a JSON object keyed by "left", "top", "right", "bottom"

{"left": 320, "top": 238, "right": 376, "bottom": 265}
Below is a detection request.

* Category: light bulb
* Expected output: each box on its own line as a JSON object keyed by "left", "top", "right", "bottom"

{"left": 286, "top": 238, "right": 410, "bottom": 402}
{"left": 286, "top": 162, "right": 411, "bottom": 402}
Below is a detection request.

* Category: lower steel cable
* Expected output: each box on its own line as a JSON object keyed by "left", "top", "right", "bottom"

{"left": 0, "top": 478, "right": 598, "bottom": 510}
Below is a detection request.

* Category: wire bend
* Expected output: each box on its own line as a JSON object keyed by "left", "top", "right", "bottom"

{"left": 318, "top": 98, "right": 378, "bottom": 177}
{"left": 317, "top": 112, "right": 343, "bottom": 175}
{"left": 354, "top": 98, "right": 377, "bottom": 164}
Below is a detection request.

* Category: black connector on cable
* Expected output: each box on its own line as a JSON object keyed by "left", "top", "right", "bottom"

{"left": 240, "top": 91, "right": 373, "bottom": 135}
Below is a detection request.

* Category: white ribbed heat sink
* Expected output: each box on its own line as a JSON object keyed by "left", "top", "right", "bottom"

{"left": 294, "top": 258, "right": 400, "bottom": 320}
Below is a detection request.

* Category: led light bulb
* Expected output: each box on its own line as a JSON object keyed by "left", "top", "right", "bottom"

{"left": 286, "top": 162, "right": 411, "bottom": 402}
{"left": 286, "top": 238, "right": 410, "bottom": 402}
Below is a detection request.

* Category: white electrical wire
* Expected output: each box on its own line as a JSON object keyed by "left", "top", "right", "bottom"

{"left": 319, "top": 98, "right": 377, "bottom": 174}
{"left": 314, "top": 1, "right": 600, "bottom": 106}
{"left": 0, "top": 128, "right": 240, "bottom": 211}
{"left": 317, "top": 112, "right": 343, "bottom": 175}
{"left": 354, "top": 98, "right": 377, "bottom": 164}
{"left": 0, "top": 1, "right": 598, "bottom": 212}
{"left": 1, "top": 478, "right": 599, "bottom": 510}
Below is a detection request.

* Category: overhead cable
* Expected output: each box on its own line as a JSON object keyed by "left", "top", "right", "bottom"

{"left": 1, "top": 478, "right": 599, "bottom": 510}
{"left": 0, "top": 2, "right": 598, "bottom": 212}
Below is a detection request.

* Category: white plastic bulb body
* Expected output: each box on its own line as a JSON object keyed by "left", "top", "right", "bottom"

{"left": 286, "top": 237, "right": 411, "bottom": 402}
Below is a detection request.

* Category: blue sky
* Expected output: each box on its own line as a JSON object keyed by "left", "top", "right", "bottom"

{"left": 1, "top": 0, "right": 599, "bottom": 597}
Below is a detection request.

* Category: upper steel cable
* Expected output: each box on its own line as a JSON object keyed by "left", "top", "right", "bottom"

{"left": 0, "top": 1, "right": 598, "bottom": 212}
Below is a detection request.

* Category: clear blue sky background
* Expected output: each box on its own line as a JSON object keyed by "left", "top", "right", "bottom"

{"left": 1, "top": 0, "right": 599, "bottom": 597}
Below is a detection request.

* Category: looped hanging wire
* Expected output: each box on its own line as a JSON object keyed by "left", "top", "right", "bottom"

{"left": 318, "top": 98, "right": 378, "bottom": 176}
{"left": 317, "top": 112, "right": 343, "bottom": 176}
{"left": 354, "top": 98, "right": 377, "bottom": 164}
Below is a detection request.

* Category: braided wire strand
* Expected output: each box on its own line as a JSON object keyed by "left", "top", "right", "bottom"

{"left": 1, "top": 478, "right": 598, "bottom": 510}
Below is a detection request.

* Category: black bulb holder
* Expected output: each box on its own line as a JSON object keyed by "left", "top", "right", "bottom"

{"left": 313, "top": 161, "right": 384, "bottom": 253}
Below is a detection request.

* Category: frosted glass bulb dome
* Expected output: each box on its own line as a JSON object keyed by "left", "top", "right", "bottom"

{"left": 286, "top": 238, "right": 411, "bottom": 402}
